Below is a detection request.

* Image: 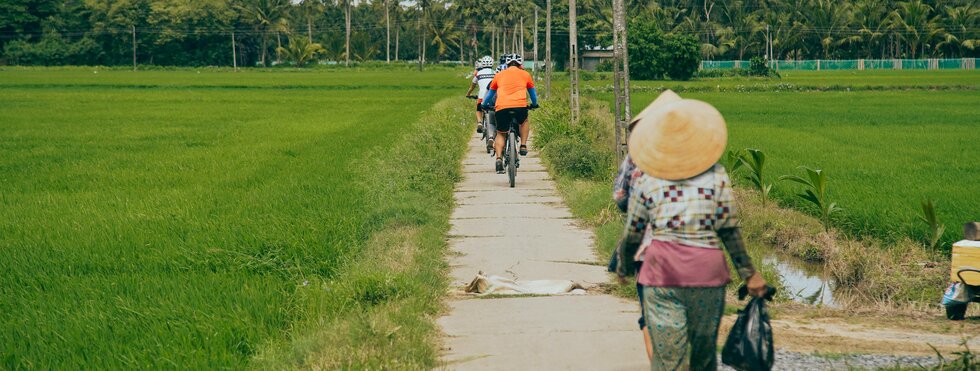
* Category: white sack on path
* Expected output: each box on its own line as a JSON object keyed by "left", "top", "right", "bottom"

{"left": 464, "top": 271, "right": 587, "bottom": 296}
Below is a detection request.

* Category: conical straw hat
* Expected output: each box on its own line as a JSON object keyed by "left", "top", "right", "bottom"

{"left": 628, "top": 89, "right": 682, "bottom": 129}
{"left": 628, "top": 99, "right": 728, "bottom": 181}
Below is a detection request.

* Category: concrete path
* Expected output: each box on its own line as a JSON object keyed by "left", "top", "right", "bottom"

{"left": 438, "top": 133, "right": 648, "bottom": 370}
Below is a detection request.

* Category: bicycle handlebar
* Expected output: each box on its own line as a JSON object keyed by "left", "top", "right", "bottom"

{"left": 466, "top": 95, "right": 479, "bottom": 100}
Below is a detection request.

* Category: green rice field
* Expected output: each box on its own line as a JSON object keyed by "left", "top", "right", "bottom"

{"left": 2, "top": 66, "right": 979, "bottom": 367}
{"left": 0, "top": 69, "right": 469, "bottom": 368}
{"left": 583, "top": 69, "right": 980, "bottom": 90}
{"left": 608, "top": 71, "right": 980, "bottom": 245}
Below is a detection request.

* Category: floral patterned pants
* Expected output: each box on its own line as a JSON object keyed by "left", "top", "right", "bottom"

{"left": 642, "top": 286, "right": 726, "bottom": 371}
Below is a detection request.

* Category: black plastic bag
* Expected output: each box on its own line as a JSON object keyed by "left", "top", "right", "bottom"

{"left": 722, "top": 285, "right": 776, "bottom": 371}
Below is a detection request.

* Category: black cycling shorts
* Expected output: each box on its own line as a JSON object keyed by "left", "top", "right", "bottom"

{"left": 475, "top": 101, "right": 483, "bottom": 112}
{"left": 494, "top": 107, "right": 528, "bottom": 133}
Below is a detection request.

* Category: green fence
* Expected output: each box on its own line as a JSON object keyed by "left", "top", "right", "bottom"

{"left": 700, "top": 58, "right": 978, "bottom": 71}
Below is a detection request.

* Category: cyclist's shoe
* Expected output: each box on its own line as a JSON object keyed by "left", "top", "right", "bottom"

{"left": 476, "top": 123, "right": 484, "bottom": 133}
{"left": 486, "top": 139, "right": 494, "bottom": 152}
{"left": 495, "top": 158, "right": 504, "bottom": 174}
{"left": 519, "top": 144, "right": 528, "bottom": 156}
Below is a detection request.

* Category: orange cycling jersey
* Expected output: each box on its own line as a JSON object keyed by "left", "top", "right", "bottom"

{"left": 489, "top": 66, "right": 535, "bottom": 111}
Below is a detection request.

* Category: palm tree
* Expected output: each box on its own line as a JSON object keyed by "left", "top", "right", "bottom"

{"left": 805, "top": 0, "right": 857, "bottom": 59}
{"left": 299, "top": 0, "right": 323, "bottom": 43}
{"left": 427, "top": 5, "right": 462, "bottom": 61}
{"left": 935, "top": 4, "right": 980, "bottom": 57}
{"left": 417, "top": 0, "right": 431, "bottom": 69}
{"left": 889, "top": 0, "right": 935, "bottom": 58}
{"left": 276, "top": 35, "right": 326, "bottom": 66}
{"left": 855, "top": 0, "right": 890, "bottom": 58}
{"left": 717, "top": 1, "right": 763, "bottom": 60}
{"left": 236, "top": 0, "right": 289, "bottom": 67}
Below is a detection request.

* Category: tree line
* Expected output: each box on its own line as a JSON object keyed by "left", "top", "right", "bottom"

{"left": 0, "top": 0, "right": 976, "bottom": 67}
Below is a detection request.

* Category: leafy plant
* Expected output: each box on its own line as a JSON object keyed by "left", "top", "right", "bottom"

{"left": 929, "top": 337, "right": 975, "bottom": 370}
{"left": 719, "top": 149, "right": 744, "bottom": 185}
{"left": 779, "top": 166, "right": 841, "bottom": 230}
{"left": 918, "top": 199, "right": 946, "bottom": 252}
{"left": 738, "top": 148, "right": 773, "bottom": 204}
{"left": 627, "top": 19, "right": 701, "bottom": 81}
{"left": 748, "top": 56, "right": 780, "bottom": 78}
{"left": 276, "top": 35, "right": 326, "bottom": 67}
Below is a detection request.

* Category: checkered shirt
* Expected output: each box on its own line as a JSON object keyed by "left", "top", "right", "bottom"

{"left": 623, "top": 164, "right": 739, "bottom": 251}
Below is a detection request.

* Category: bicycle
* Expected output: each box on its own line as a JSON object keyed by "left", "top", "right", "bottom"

{"left": 499, "top": 104, "right": 538, "bottom": 188}
{"left": 467, "top": 96, "right": 495, "bottom": 153}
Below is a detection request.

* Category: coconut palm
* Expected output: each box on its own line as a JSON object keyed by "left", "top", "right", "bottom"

{"left": 428, "top": 6, "right": 462, "bottom": 61}
{"left": 236, "top": 0, "right": 290, "bottom": 67}
{"left": 889, "top": 0, "right": 936, "bottom": 58}
{"left": 935, "top": 4, "right": 980, "bottom": 57}
{"left": 855, "top": 0, "right": 890, "bottom": 58}
{"left": 804, "top": 0, "right": 859, "bottom": 59}
{"left": 717, "top": 1, "right": 764, "bottom": 60}
{"left": 276, "top": 35, "right": 325, "bottom": 66}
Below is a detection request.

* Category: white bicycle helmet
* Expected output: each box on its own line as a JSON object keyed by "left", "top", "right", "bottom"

{"left": 477, "top": 55, "right": 494, "bottom": 69}
{"left": 504, "top": 53, "right": 523, "bottom": 66}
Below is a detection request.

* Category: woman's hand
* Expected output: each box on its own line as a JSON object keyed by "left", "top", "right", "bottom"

{"left": 746, "top": 272, "right": 767, "bottom": 297}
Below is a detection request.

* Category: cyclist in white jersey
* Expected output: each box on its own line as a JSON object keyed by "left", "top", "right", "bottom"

{"left": 465, "top": 56, "right": 496, "bottom": 133}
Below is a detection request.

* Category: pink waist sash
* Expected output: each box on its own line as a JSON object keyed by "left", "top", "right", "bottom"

{"left": 637, "top": 239, "right": 731, "bottom": 287}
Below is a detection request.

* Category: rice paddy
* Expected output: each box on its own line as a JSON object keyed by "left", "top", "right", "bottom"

{"left": 0, "top": 68, "right": 469, "bottom": 368}
{"left": 611, "top": 71, "right": 980, "bottom": 246}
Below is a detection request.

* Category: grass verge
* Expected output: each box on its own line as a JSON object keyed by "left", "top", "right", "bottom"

{"left": 251, "top": 97, "right": 470, "bottom": 368}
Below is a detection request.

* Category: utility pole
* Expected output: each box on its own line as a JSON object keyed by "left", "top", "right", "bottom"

{"left": 503, "top": 28, "right": 508, "bottom": 53}
{"left": 765, "top": 24, "right": 771, "bottom": 67}
{"left": 568, "top": 0, "right": 580, "bottom": 123}
{"left": 231, "top": 31, "right": 238, "bottom": 71}
{"left": 386, "top": 0, "right": 391, "bottom": 63}
{"left": 533, "top": 8, "right": 539, "bottom": 77}
{"left": 345, "top": 0, "right": 351, "bottom": 67}
{"left": 491, "top": 26, "right": 496, "bottom": 58}
{"left": 545, "top": 0, "right": 552, "bottom": 98}
{"left": 417, "top": 6, "right": 423, "bottom": 71}
{"left": 613, "top": 17, "right": 622, "bottom": 159}
{"left": 612, "top": 0, "right": 632, "bottom": 160}
{"left": 132, "top": 25, "right": 137, "bottom": 71}
{"left": 520, "top": 17, "right": 525, "bottom": 58}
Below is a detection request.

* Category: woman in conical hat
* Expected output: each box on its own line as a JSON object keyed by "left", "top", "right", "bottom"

{"left": 617, "top": 94, "right": 767, "bottom": 370}
{"left": 611, "top": 89, "right": 682, "bottom": 361}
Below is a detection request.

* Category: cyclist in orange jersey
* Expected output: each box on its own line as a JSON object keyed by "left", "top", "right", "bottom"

{"left": 481, "top": 54, "right": 539, "bottom": 173}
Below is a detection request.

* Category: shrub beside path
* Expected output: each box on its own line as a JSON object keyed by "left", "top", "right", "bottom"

{"left": 437, "top": 133, "right": 647, "bottom": 369}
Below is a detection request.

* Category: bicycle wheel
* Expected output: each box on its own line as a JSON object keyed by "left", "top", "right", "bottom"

{"left": 485, "top": 112, "right": 496, "bottom": 154}
{"left": 507, "top": 131, "right": 517, "bottom": 188}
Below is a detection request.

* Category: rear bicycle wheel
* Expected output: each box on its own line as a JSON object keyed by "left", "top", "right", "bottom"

{"left": 507, "top": 131, "right": 517, "bottom": 188}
